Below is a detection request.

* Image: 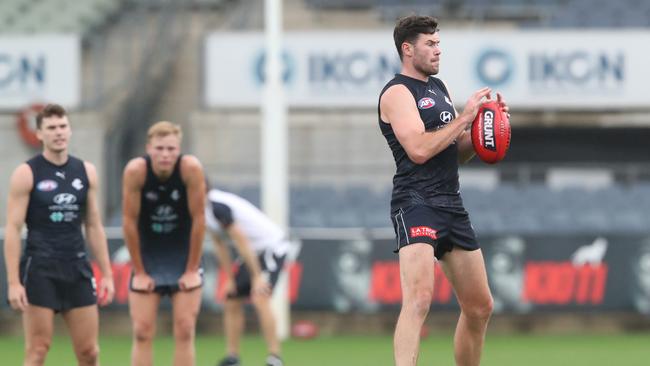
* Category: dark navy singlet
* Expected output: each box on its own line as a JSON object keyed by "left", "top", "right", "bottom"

{"left": 25, "top": 154, "right": 89, "bottom": 259}
{"left": 379, "top": 74, "right": 465, "bottom": 212}
{"left": 137, "top": 155, "right": 192, "bottom": 284}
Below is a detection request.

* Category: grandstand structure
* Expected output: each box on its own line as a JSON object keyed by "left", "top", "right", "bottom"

{"left": 1, "top": 0, "right": 650, "bottom": 235}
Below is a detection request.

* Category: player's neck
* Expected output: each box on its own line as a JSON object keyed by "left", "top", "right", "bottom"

{"left": 400, "top": 64, "right": 429, "bottom": 82}
{"left": 42, "top": 149, "right": 69, "bottom": 166}
{"left": 152, "top": 165, "right": 173, "bottom": 181}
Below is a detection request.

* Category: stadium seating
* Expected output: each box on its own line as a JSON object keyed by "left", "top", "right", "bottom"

{"left": 304, "top": 0, "right": 650, "bottom": 28}
{"left": 0, "top": 0, "right": 125, "bottom": 35}
{"left": 222, "top": 182, "right": 650, "bottom": 235}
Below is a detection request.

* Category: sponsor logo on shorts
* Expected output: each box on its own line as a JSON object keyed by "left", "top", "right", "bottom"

{"left": 418, "top": 97, "right": 435, "bottom": 109}
{"left": 37, "top": 180, "right": 58, "bottom": 191}
{"left": 410, "top": 226, "right": 438, "bottom": 240}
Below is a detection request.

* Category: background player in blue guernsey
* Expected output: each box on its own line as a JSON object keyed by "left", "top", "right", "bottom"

{"left": 4, "top": 103, "right": 115, "bottom": 366}
{"left": 122, "top": 121, "right": 206, "bottom": 366}
{"left": 206, "top": 186, "right": 289, "bottom": 366}
{"left": 378, "top": 15, "right": 509, "bottom": 366}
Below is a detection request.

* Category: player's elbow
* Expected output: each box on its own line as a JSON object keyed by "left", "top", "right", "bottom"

{"left": 408, "top": 149, "right": 431, "bottom": 165}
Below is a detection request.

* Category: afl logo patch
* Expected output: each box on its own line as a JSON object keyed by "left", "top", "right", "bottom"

{"left": 37, "top": 180, "right": 58, "bottom": 191}
{"left": 418, "top": 97, "right": 435, "bottom": 109}
{"left": 53, "top": 193, "right": 77, "bottom": 205}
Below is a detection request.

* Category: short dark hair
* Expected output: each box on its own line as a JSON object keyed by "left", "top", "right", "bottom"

{"left": 393, "top": 15, "right": 439, "bottom": 61}
{"left": 36, "top": 104, "right": 67, "bottom": 129}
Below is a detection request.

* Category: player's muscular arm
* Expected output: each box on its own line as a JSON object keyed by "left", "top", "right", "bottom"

{"left": 84, "top": 162, "right": 115, "bottom": 305}
{"left": 227, "top": 223, "right": 270, "bottom": 296}
{"left": 122, "top": 158, "right": 147, "bottom": 275}
{"left": 4, "top": 164, "right": 32, "bottom": 311}
{"left": 457, "top": 130, "right": 476, "bottom": 164}
{"left": 381, "top": 85, "right": 491, "bottom": 164}
{"left": 227, "top": 223, "right": 263, "bottom": 279}
{"left": 440, "top": 79, "right": 477, "bottom": 164}
{"left": 181, "top": 155, "right": 206, "bottom": 273}
{"left": 211, "top": 234, "right": 234, "bottom": 275}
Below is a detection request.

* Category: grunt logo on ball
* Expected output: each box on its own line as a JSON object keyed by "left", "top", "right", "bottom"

{"left": 482, "top": 110, "right": 496, "bottom": 151}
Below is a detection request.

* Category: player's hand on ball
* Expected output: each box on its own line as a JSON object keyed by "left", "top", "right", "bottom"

{"left": 178, "top": 270, "right": 202, "bottom": 291}
{"left": 471, "top": 94, "right": 512, "bottom": 164}
{"left": 132, "top": 272, "right": 155, "bottom": 292}
{"left": 460, "top": 87, "right": 492, "bottom": 126}
{"left": 497, "top": 92, "right": 510, "bottom": 119}
{"left": 98, "top": 277, "right": 115, "bottom": 306}
{"left": 8, "top": 283, "right": 28, "bottom": 311}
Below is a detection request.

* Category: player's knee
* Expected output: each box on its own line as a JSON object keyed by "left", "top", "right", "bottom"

{"left": 405, "top": 289, "right": 433, "bottom": 318}
{"left": 173, "top": 318, "right": 196, "bottom": 343}
{"left": 26, "top": 339, "right": 51, "bottom": 363}
{"left": 133, "top": 321, "right": 156, "bottom": 343}
{"left": 251, "top": 294, "right": 270, "bottom": 308}
{"left": 77, "top": 344, "right": 99, "bottom": 364}
{"left": 463, "top": 296, "right": 494, "bottom": 323}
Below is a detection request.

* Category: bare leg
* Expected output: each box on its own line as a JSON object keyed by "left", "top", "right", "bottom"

{"left": 62, "top": 305, "right": 100, "bottom": 366}
{"left": 223, "top": 298, "right": 245, "bottom": 356}
{"left": 394, "top": 243, "right": 435, "bottom": 366}
{"left": 171, "top": 288, "right": 202, "bottom": 366}
{"left": 22, "top": 305, "right": 55, "bottom": 366}
{"left": 440, "top": 248, "right": 493, "bottom": 366}
{"left": 129, "top": 291, "right": 161, "bottom": 366}
{"left": 251, "top": 293, "right": 280, "bottom": 356}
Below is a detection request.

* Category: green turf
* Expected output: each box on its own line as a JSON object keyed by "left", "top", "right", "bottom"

{"left": 0, "top": 333, "right": 649, "bottom": 365}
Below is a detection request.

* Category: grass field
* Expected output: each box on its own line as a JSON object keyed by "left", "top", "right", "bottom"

{"left": 1, "top": 333, "right": 649, "bottom": 365}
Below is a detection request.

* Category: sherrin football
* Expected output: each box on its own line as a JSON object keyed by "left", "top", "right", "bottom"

{"left": 471, "top": 100, "right": 511, "bottom": 164}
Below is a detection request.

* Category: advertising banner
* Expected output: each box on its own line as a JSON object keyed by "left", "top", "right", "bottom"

{"left": 0, "top": 35, "right": 80, "bottom": 110}
{"left": 2, "top": 234, "right": 649, "bottom": 314}
{"left": 204, "top": 30, "right": 650, "bottom": 109}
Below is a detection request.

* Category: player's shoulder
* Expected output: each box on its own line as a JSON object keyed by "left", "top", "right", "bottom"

{"left": 180, "top": 154, "right": 203, "bottom": 171}
{"left": 124, "top": 156, "right": 147, "bottom": 173}
{"left": 381, "top": 83, "right": 412, "bottom": 103}
{"left": 10, "top": 163, "right": 34, "bottom": 185}
{"left": 123, "top": 157, "right": 147, "bottom": 186}
{"left": 207, "top": 188, "right": 228, "bottom": 202}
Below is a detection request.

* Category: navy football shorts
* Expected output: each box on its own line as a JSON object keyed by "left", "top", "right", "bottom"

{"left": 391, "top": 204, "right": 480, "bottom": 260}
{"left": 227, "top": 248, "right": 287, "bottom": 299}
{"left": 20, "top": 255, "right": 97, "bottom": 312}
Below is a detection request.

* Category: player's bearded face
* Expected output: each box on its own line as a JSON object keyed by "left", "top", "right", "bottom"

{"left": 38, "top": 116, "right": 71, "bottom": 153}
{"left": 147, "top": 134, "right": 181, "bottom": 176}
{"left": 412, "top": 33, "right": 441, "bottom": 76}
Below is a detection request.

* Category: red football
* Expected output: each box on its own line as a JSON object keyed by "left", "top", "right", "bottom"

{"left": 291, "top": 320, "right": 319, "bottom": 340}
{"left": 471, "top": 100, "right": 511, "bottom": 164}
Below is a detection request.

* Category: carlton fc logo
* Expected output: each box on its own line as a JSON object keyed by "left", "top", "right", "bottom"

{"left": 418, "top": 97, "right": 435, "bottom": 109}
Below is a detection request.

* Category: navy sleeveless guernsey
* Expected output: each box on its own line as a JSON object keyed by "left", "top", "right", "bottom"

{"left": 379, "top": 74, "right": 465, "bottom": 212}
{"left": 25, "top": 154, "right": 89, "bottom": 259}
{"left": 137, "top": 155, "right": 192, "bottom": 285}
